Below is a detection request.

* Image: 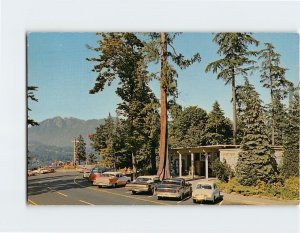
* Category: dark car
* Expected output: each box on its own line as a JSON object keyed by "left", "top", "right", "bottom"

{"left": 156, "top": 178, "right": 192, "bottom": 200}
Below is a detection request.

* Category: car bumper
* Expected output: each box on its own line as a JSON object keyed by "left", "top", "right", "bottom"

{"left": 192, "top": 195, "right": 213, "bottom": 201}
{"left": 93, "top": 182, "right": 113, "bottom": 187}
{"left": 126, "top": 186, "right": 150, "bottom": 192}
{"left": 156, "top": 192, "right": 180, "bottom": 198}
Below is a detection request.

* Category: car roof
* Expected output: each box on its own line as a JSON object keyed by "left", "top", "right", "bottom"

{"left": 138, "top": 176, "right": 159, "bottom": 179}
{"left": 196, "top": 180, "right": 216, "bottom": 185}
{"left": 162, "top": 178, "right": 184, "bottom": 182}
{"left": 103, "top": 172, "right": 121, "bottom": 175}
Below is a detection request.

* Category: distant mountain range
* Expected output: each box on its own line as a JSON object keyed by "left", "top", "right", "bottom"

{"left": 28, "top": 116, "right": 106, "bottom": 166}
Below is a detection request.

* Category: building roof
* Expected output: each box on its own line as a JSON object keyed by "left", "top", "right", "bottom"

{"left": 170, "top": 144, "right": 283, "bottom": 154}
{"left": 170, "top": 145, "right": 240, "bottom": 154}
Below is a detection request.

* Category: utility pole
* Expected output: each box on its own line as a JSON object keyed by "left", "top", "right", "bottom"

{"left": 72, "top": 138, "right": 78, "bottom": 166}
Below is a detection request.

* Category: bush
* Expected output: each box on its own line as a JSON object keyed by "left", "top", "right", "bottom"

{"left": 216, "top": 177, "right": 299, "bottom": 200}
{"left": 211, "top": 159, "right": 234, "bottom": 182}
{"left": 282, "top": 177, "right": 299, "bottom": 200}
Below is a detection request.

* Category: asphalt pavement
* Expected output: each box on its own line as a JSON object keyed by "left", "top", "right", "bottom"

{"left": 27, "top": 171, "right": 299, "bottom": 206}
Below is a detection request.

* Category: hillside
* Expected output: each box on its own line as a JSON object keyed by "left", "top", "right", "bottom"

{"left": 28, "top": 116, "right": 105, "bottom": 165}
{"left": 28, "top": 116, "right": 105, "bottom": 148}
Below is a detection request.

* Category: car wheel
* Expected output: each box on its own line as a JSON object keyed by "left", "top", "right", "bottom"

{"left": 157, "top": 196, "right": 162, "bottom": 200}
{"left": 132, "top": 191, "right": 137, "bottom": 195}
{"left": 98, "top": 185, "right": 102, "bottom": 188}
{"left": 193, "top": 199, "right": 197, "bottom": 203}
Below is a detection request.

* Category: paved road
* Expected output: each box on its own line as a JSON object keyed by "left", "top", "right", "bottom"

{"left": 27, "top": 171, "right": 298, "bottom": 206}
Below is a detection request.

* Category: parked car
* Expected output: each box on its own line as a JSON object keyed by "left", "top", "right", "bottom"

{"left": 156, "top": 178, "right": 192, "bottom": 200}
{"left": 125, "top": 175, "right": 160, "bottom": 195}
{"left": 27, "top": 170, "right": 35, "bottom": 176}
{"left": 93, "top": 172, "right": 131, "bottom": 188}
{"left": 83, "top": 169, "right": 92, "bottom": 179}
{"left": 88, "top": 167, "right": 109, "bottom": 183}
{"left": 192, "top": 180, "right": 221, "bottom": 203}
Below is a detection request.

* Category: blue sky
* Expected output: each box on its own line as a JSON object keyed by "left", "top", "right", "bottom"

{"left": 27, "top": 33, "right": 299, "bottom": 122}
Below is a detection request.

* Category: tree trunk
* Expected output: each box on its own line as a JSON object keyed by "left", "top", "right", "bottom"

{"left": 232, "top": 74, "right": 237, "bottom": 145}
{"left": 270, "top": 72, "right": 275, "bottom": 146}
{"left": 132, "top": 152, "right": 137, "bottom": 180}
{"left": 157, "top": 32, "right": 170, "bottom": 179}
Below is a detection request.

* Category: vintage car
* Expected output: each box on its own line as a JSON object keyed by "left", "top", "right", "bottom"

{"left": 156, "top": 178, "right": 192, "bottom": 200}
{"left": 83, "top": 169, "right": 92, "bottom": 179}
{"left": 192, "top": 180, "right": 221, "bottom": 203}
{"left": 88, "top": 167, "right": 109, "bottom": 183}
{"left": 27, "top": 170, "right": 35, "bottom": 176}
{"left": 93, "top": 172, "right": 131, "bottom": 188}
{"left": 125, "top": 175, "right": 160, "bottom": 195}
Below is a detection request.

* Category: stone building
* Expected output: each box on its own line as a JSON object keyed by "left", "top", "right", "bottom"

{"left": 169, "top": 145, "right": 283, "bottom": 179}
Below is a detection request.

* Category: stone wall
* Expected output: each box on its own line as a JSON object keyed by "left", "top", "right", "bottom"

{"left": 219, "top": 149, "right": 241, "bottom": 170}
{"left": 219, "top": 148, "right": 284, "bottom": 170}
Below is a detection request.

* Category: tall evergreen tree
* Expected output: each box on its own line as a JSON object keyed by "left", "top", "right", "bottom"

{"left": 87, "top": 33, "right": 159, "bottom": 175}
{"left": 236, "top": 80, "right": 278, "bottom": 186}
{"left": 205, "top": 101, "right": 232, "bottom": 145}
{"left": 76, "top": 134, "right": 86, "bottom": 164}
{"left": 169, "top": 106, "right": 208, "bottom": 148}
{"left": 27, "top": 86, "right": 39, "bottom": 127}
{"left": 281, "top": 90, "right": 300, "bottom": 178}
{"left": 146, "top": 33, "right": 201, "bottom": 179}
{"left": 87, "top": 153, "right": 97, "bottom": 164}
{"left": 205, "top": 33, "right": 259, "bottom": 145}
{"left": 264, "top": 93, "right": 287, "bottom": 145}
{"left": 90, "top": 114, "right": 117, "bottom": 167}
{"left": 259, "top": 43, "right": 292, "bottom": 145}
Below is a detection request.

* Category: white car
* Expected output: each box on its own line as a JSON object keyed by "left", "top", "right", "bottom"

{"left": 192, "top": 180, "right": 221, "bottom": 203}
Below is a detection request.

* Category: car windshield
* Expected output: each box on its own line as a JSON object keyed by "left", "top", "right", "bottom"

{"left": 136, "top": 177, "right": 150, "bottom": 182}
{"left": 196, "top": 184, "right": 212, "bottom": 189}
{"left": 162, "top": 180, "right": 181, "bottom": 185}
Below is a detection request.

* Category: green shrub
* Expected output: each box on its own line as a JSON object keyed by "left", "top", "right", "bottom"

{"left": 216, "top": 177, "right": 299, "bottom": 200}
{"left": 281, "top": 177, "right": 299, "bottom": 200}
{"left": 211, "top": 159, "right": 234, "bottom": 182}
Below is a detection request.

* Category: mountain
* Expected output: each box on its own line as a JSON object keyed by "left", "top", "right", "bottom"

{"left": 28, "top": 116, "right": 106, "bottom": 166}
{"left": 28, "top": 116, "right": 105, "bottom": 148}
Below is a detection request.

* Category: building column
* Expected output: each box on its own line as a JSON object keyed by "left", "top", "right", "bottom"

{"left": 178, "top": 152, "right": 182, "bottom": 177}
{"left": 190, "top": 151, "right": 194, "bottom": 178}
{"left": 205, "top": 153, "right": 209, "bottom": 180}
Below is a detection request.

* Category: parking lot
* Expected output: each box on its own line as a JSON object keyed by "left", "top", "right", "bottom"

{"left": 27, "top": 170, "right": 298, "bottom": 206}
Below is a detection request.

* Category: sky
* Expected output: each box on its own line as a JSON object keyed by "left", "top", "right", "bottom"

{"left": 27, "top": 33, "right": 299, "bottom": 122}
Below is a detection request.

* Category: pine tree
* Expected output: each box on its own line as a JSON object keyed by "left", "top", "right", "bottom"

{"left": 281, "top": 90, "right": 300, "bottom": 178}
{"left": 87, "top": 33, "right": 159, "bottom": 174}
{"left": 27, "top": 86, "right": 39, "bottom": 127}
{"left": 205, "top": 33, "right": 259, "bottom": 145}
{"left": 235, "top": 80, "right": 278, "bottom": 186}
{"left": 90, "top": 114, "right": 117, "bottom": 168}
{"left": 146, "top": 33, "right": 201, "bottom": 179}
{"left": 205, "top": 101, "right": 232, "bottom": 145}
{"left": 76, "top": 134, "right": 86, "bottom": 165}
{"left": 87, "top": 153, "right": 97, "bottom": 164}
{"left": 264, "top": 93, "right": 287, "bottom": 145}
{"left": 259, "top": 43, "right": 292, "bottom": 145}
{"left": 169, "top": 106, "right": 208, "bottom": 148}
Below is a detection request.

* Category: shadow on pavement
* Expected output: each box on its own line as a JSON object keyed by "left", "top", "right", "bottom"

{"left": 27, "top": 174, "right": 90, "bottom": 196}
